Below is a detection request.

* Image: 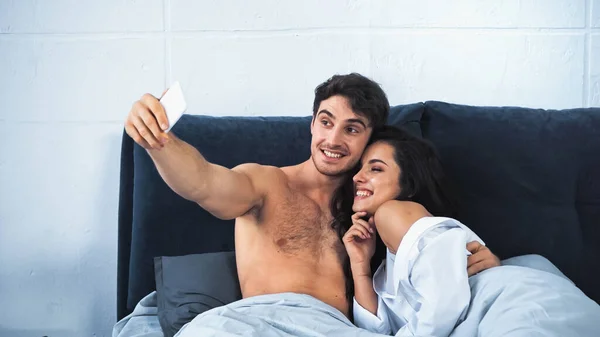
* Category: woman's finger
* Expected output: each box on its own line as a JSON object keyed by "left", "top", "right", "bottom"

{"left": 352, "top": 226, "right": 369, "bottom": 239}
{"left": 351, "top": 212, "right": 367, "bottom": 222}
{"left": 343, "top": 231, "right": 357, "bottom": 243}
{"left": 349, "top": 225, "right": 369, "bottom": 240}
{"left": 344, "top": 228, "right": 362, "bottom": 242}
{"left": 353, "top": 218, "right": 374, "bottom": 234}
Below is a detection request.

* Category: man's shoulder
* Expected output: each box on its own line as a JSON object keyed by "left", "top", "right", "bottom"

{"left": 232, "top": 163, "right": 288, "bottom": 186}
{"left": 231, "top": 164, "right": 290, "bottom": 215}
{"left": 232, "top": 163, "right": 285, "bottom": 175}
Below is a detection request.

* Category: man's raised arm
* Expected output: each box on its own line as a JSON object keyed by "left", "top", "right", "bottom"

{"left": 125, "top": 92, "right": 264, "bottom": 220}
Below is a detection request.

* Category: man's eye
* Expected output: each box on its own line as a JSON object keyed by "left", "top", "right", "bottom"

{"left": 321, "top": 120, "right": 330, "bottom": 126}
{"left": 347, "top": 127, "right": 359, "bottom": 133}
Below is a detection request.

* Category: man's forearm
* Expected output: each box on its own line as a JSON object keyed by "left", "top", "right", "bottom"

{"left": 145, "top": 133, "right": 262, "bottom": 220}
{"left": 147, "top": 133, "right": 211, "bottom": 203}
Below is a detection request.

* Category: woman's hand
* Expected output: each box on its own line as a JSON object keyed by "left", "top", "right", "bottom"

{"left": 467, "top": 241, "right": 501, "bottom": 276}
{"left": 343, "top": 212, "right": 377, "bottom": 274}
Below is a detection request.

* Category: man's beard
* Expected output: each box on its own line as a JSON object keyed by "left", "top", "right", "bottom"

{"left": 311, "top": 155, "right": 357, "bottom": 177}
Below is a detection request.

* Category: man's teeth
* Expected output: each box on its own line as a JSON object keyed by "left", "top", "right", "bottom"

{"left": 356, "top": 190, "right": 372, "bottom": 197}
{"left": 323, "top": 150, "right": 342, "bottom": 158}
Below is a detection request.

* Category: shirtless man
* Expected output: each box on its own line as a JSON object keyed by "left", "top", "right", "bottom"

{"left": 124, "top": 73, "right": 500, "bottom": 334}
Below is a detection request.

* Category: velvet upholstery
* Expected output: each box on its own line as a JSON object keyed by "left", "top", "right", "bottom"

{"left": 116, "top": 101, "right": 599, "bottom": 320}
{"left": 421, "top": 101, "right": 600, "bottom": 304}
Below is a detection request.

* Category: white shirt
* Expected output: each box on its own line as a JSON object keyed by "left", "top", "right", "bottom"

{"left": 353, "top": 216, "right": 485, "bottom": 337}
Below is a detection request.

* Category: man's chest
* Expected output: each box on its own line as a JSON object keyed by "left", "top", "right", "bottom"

{"left": 263, "top": 190, "right": 339, "bottom": 255}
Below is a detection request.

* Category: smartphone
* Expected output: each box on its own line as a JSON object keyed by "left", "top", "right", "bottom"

{"left": 159, "top": 81, "right": 187, "bottom": 133}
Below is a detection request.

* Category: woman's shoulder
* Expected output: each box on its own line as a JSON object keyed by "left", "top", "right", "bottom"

{"left": 374, "top": 200, "right": 431, "bottom": 221}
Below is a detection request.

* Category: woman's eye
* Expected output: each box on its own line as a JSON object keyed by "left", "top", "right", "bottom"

{"left": 371, "top": 167, "right": 382, "bottom": 172}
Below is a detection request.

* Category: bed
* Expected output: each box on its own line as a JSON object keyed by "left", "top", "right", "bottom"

{"left": 114, "top": 101, "right": 600, "bottom": 336}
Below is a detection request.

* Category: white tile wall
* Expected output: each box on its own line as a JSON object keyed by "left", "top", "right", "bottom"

{"left": 0, "top": 37, "right": 165, "bottom": 122}
{"left": 0, "top": 1, "right": 598, "bottom": 336}
{"left": 170, "top": 0, "right": 369, "bottom": 31}
{"left": 0, "top": 122, "right": 122, "bottom": 337}
{"left": 370, "top": 32, "right": 585, "bottom": 108}
{"left": 0, "top": 0, "right": 164, "bottom": 33}
{"left": 593, "top": 0, "right": 600, "bottom": 27}
{"left": 369, "top": 0, "right": 586, "bottom": 28}
{"left": 171, "top": 33, "right": 371, "bottom": 116}
{"left": 591, "top": 34, "right": 600, "bottom": 106}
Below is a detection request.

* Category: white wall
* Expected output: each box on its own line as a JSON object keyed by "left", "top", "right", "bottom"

{"left": 0, "top": 1, "right": 598, "bottom": 336}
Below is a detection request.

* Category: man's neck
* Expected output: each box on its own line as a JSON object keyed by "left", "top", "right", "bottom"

{"left": 286, "top": 158, "right": 348, "bottom": 205}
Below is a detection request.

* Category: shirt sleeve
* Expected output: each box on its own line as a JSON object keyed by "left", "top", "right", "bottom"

{"left": 395, "top": 228, "right": 471, "bottom": 337}
{"left": 353, "top": 296, "right": 392, "bottom": 335}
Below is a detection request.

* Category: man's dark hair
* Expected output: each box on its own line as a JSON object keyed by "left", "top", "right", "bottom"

{"left": 313, "top": 73, "right": 389, "bottom": 130}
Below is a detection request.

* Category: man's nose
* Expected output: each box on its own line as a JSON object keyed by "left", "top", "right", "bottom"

{"left": 327, "top": 127, "right": 344, "bottom": 146}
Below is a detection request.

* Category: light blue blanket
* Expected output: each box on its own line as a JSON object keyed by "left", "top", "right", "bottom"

{"left": 114, "top": 255, "right": 600, "bottom": 337}
{"left": 112, "top": 291, "right": 162, "bottom": 337}
{"left": 175, "top": 292, "right": 382, "bottom": 337}
{"left": 451, "top": 260, "right": 600, "bottom": 336}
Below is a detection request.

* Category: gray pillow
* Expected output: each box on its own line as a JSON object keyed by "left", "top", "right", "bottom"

{"left": 154, "top": 252, "right": 242, "bottom": 337}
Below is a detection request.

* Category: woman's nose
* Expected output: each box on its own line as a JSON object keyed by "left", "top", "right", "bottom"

{"left": 353, "top": 170, "right": 365, "bottom": 183}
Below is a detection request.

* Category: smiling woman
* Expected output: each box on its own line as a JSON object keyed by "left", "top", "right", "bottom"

{"left": 354, "top": 126, "right": 457, "bottom": 218}
{"left": 329, "top": 125, "right": 457, "bottom": 245}
{"left": 352, "top": 142, "right": 403, "bottom": 217}
{"left": 340, "top": 125, "right": 488, "bottom": 335}
{"left": 338, "top": 124, "right": 600, "bottom": 337}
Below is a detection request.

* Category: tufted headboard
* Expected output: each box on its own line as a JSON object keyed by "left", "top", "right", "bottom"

{"left": 116, "top": 101, "right": 600, "bottom": 320}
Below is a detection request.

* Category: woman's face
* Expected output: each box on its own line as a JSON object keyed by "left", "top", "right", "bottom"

{"left": 352, "top": 141, "right": 402, "bottom": 216}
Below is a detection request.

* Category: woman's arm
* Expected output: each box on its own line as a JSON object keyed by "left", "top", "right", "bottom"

{"left": 351, "top": 263, "right": 391, "bottom": 335}
{"left": 351, "top": 264, "right": 378, "bottom": 315}
{"left": 396, "top": 228, "right": 472, "bottom": 337}
{"left": 374, "top": 200, "right": 431, "bottom": 254}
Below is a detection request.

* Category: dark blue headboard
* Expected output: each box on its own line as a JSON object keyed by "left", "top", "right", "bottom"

{"left": 117, "top": 101, "right": 600, "bottom": 319}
